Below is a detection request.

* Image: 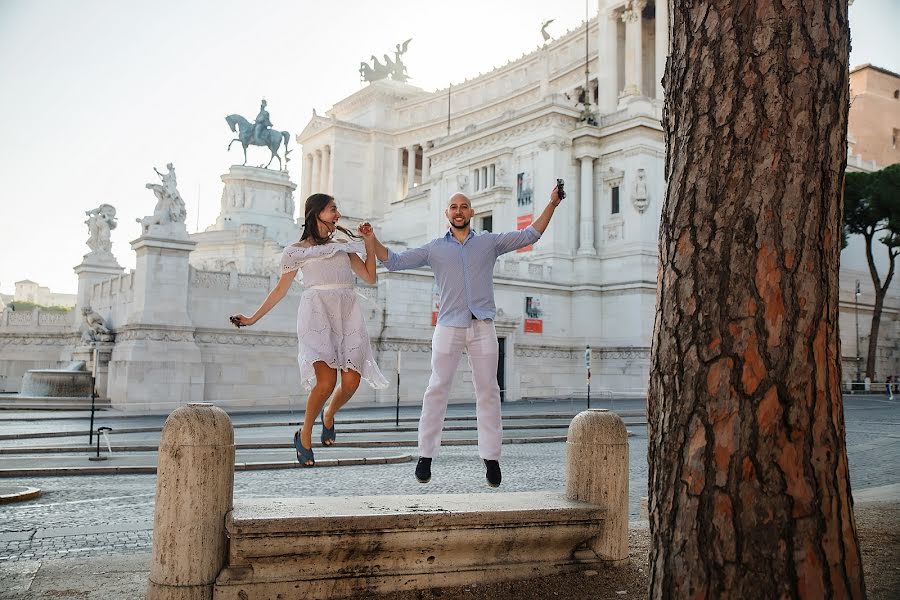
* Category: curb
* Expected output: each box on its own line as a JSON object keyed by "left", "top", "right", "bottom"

{"left": 0, "top": 485, "right": 42, "bottom": 503}
{"left": 0, "top": 436, "right": 574, "bottom": 460}
{"left": 0, "top": 454, "right": 413, "bottom": 478}
{"left": 0, "top": 411, "right": 648, "bottom": 440}
{"left": 0, "top": 430, "right": 645, "bottom": 457}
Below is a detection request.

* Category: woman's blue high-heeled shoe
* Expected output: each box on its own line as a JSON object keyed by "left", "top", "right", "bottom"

{"left": 320, "top": 412, "right": 336, "bottom": 446}
{"left": 294, "top": 430, "right": 315, "bottom": 467}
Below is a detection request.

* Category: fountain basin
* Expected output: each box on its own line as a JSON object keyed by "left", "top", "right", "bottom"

{"left": 20, "top": 369, "right": 93, "bottom": 398}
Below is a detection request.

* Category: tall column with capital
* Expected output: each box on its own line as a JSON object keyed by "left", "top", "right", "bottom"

{"left": 311, "top": 149, "right": 321, "bottom": 194}
{"left": 323, "top": 145, "right": 332, "bottom": 194}
{"left": 406, "top": 145, "right": 417, "bottom": 191}
{"left": 301, "top": 152, "right": 312, "bottom": 199}
{"left": 599, "top": 9, "right": 619, "bottom": 112}
{"left": 422, "top": 145, "right": 431, "bottom": 183}
{"left": 655, "top": 0, "right": 668, "bottom": 99}
{"left": 578, "top": 156, "right": 596, "bottom": 254}
{"left": 621, "top": 0, "right": 645, "bottom": 99}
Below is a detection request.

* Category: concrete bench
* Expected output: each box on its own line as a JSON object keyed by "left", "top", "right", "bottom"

{"left": 146, "top": 404, "right": 628, "bottom": 600}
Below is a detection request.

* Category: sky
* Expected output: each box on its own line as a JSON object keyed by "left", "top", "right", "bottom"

{"left": 0, "top": 0, "right": 898, "bottom": 295}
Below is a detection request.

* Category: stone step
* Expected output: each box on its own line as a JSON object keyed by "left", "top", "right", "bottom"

{"left": 215, "top": 491, "right": 606, "bottom": 599}
{"left": 0, "top": 397, "right": 110, "bottom": 411}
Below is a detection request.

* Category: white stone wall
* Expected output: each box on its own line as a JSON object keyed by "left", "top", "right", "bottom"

{"left": 0, "top": 309, "right": 77, "bottom": 392}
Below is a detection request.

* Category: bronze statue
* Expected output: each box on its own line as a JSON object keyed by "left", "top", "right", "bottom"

{"left": 225, "top": 98, "right": 291, "bottom": 169}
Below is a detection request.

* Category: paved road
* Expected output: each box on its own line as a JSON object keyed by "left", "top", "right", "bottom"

{"left": 0, "top": 396, "right": 897, "bottom": 564}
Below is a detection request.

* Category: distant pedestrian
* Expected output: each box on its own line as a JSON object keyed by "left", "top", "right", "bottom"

{"left": 886, "top": 376, "right": 894, "bottom": 399}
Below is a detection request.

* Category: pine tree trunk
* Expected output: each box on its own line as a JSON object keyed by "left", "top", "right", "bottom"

{"left": 865, "top": 290, "right": 884, "bottom": 381}
{"left": 648, "top": 1, "right": 864, "bottom": 598}
{"left": 862, "top": 232, "right": 896, "bottom": 381}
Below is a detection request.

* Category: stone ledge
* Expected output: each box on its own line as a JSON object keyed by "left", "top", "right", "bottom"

{"left": 227, "top": 492, "right": 603, "bottom": 535}
{"left": 216, "top": 492, "right": 608, "bottom": 599}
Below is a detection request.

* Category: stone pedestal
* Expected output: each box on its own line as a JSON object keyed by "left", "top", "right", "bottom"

{"left": 210, "top": 166, "right": 298, "bottom": 246}
{"left": 566, "top": 409, "right": 629, "bottom": 564}
{"left": 147, "top": 403, "right": 234, "bottom": 600}
{"left": 73, "top": 253, "right": 124, "bottom": 317}
{"left": 71, "top": 342, "right": 115, "bottom": 399}
{"left": 190, "top": 166, "right": 299, "bottom": 274}
{"left": 107, "top": 231, "right": 204, "bottom": 411}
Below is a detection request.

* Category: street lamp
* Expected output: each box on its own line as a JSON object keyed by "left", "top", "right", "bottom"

{"left": 855, "top": 279, "right": 861, "bottom": 384}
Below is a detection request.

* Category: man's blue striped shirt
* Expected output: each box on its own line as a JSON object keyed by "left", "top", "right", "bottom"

{"left": 381, "top": 226, "right": 542, "bottom": 328}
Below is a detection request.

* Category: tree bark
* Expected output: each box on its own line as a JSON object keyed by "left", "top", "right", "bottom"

{"left": 648, "top": 1, "right": 864, "bottom": 598}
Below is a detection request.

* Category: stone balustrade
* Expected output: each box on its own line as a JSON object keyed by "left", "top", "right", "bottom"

{"left": 0, "top": 308, "right": 75, "bottom": 330}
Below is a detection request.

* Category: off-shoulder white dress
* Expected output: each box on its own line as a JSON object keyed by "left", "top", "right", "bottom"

{"left": 280, "top": 240, "right": 388, "bottom": 391}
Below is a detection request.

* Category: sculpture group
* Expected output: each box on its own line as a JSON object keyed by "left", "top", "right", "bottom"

{"left": 137, "top": 163, "right": 188, "bottom": 235}
{"left": 84, "top": 204, "right": 117, "bottom": 257}
{"left": 359, "top": 39, "right": 412, "bottom": 83}
{"left": 79, "top": 306, "right": 113, "bottom": 345}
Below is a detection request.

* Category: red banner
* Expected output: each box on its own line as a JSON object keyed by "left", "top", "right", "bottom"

{"left": 524, "top": 318, "right": 543, "bottom": 333}
{"left": 516, "top": 214, "right": 533, "bottom": 252}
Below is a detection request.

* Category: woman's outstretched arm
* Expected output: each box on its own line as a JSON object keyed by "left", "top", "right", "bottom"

{"left": 230, "top": 270, "right": 296, "bottom": 327}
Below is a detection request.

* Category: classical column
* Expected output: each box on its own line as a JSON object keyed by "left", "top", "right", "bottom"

{"left": 655, "top": 0, "right": 668, "bottom": 99}
{"left": 301, "top": 152, "right": 313, "bottom": 199}
{"left": 311, "top": 149, "right": 321, "bottom": 194}
{"left": 406, "top": 145, "right": 417, "bottom": 191}
{"left": 578, "top": 155, "right": 596, "bottom": 254}
{"left": 323, "top": 145, "right": 332, "bottom": 194}
{"left": 599, "top": 9, "right": 619, "bottom": 112}
{"left": 421, "top": 143, "right": 431, "bottom": 183}
{"left": 621, "top": 0, "right": 645, "bottom": 98}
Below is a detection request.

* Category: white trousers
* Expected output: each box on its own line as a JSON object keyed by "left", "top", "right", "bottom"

{"left": 418, "top": 320, "right": 502, "bottom": 460}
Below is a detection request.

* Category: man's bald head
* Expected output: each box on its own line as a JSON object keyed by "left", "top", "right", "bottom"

{"left": 448, "top": 192, "right": 470, "bottom": 206}
{"left": 445, "top": 193, "right": 475, "bottom": 232}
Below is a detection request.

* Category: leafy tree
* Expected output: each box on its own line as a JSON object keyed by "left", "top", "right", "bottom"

{"left": 844, "top": 163, "right": 900, "bottom": 380}
{"left": 6, "top": 301, "right": 72, "bottom": 313}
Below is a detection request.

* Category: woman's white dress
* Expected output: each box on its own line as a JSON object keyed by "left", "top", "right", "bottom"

{"left": 280, "top": 240, "right": 388, "bottom": 391}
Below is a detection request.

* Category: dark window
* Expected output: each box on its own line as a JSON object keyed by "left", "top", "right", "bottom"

{"left": 482, "top": 215, "right": 493, "bottom": 232}
{"left": 611, "top": 185, "right": 620, "bottom": 214}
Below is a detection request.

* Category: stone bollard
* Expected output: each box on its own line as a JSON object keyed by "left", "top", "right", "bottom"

{"left": 147, "top": 403, "right": 235, "bottom": 600}
{"left": 566, "top": 408, "right": 629, "bottom": 564}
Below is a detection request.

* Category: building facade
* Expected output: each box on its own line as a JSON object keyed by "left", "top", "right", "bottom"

{"left": 297, "top": 0, "right": 899, "bottom": 396}
{"left": 848, "top": 64, "right": 900, "bottom": 169}
{"left": 13, "top": 280, "right": 75, "bottom": 308}
{"left": 1, "top": 1, "right": 896, "bottom": 409}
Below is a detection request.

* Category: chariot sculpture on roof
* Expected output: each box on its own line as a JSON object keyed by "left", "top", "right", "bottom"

{"left": 360, "top": 39, "right": 412, "bottom": 83}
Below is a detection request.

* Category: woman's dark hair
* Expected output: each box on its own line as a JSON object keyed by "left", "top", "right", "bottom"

{"left": 299, "top": 193, "right": 358, "bottom": 245}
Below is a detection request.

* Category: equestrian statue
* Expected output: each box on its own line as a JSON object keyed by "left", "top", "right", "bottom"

{"left": 225, "top": 98, "right": 291, "bottom": 170}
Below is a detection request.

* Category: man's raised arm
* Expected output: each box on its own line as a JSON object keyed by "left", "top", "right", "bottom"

{"left": 530, "top": 185, "right": 563, "bottom": 234}
{"left": 495, "top": 186, "right": 563, "bottom": 254}
{"left": 368, "top": 231, "right": 430, "bottom": 271}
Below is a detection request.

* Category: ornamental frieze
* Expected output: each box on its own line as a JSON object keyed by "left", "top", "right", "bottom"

{"left": 116, "top": 329, "right": 196, "bottom": 343}
{"left": 373, "top": 340, "right": 432, "bottom": 353}
{"left": 0, "top": 333, "right": 80, "bottom": 348}
{"left": 194, "top": 331, "right": 296, "bottom": 347}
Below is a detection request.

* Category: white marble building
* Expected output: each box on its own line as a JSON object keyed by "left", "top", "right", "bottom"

{"left": 0, "top": 0, "right": 895, "bottom": 410}
{"left": 296, "top": 0, "right": 898, "bottom": 397}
